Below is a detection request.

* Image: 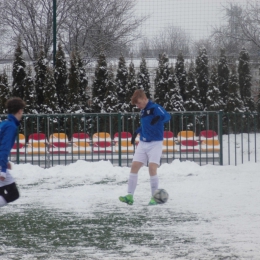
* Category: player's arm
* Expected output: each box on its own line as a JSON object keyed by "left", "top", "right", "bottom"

{"left": 151, "top": 106, "right": 171, "bottom": 125}
{"left": 131, "top": 126, "right": 141, "bottom": 144}
{"left": 0, "top": 126, "right": 17, "bottom": 175}
{"left": 135, "top": 126, "right": 141, "bottom": 134}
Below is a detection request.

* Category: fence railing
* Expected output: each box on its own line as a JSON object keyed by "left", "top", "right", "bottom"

{"left": 3, "top": 111, "right": 259, "bottom": 168}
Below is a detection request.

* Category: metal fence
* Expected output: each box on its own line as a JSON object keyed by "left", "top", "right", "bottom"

{"left": 3, "top": 111, "right": 260, "bottom": 168}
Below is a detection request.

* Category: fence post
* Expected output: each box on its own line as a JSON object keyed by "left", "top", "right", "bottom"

{"left": 109, "top": 114, "right": 112, "bottom": 137}
{"left": 206, "top": 113, "right": 209, "bottom": 130}
{"left": 218, "top": 111, "right": 223, "bottom": 165}
{"left": 254, "top": 113, "right": 257, "bottom": 163}
{"left": 118, "top": 113, "right": 122, "bottom": 166}
{"left": 16, "top": 129, "right": 20, "bottom": 165}
{"left": 23, "top": 115, "right": 27, "bottom": 164}
{"left": 47, "top": 116, "right": 50, "bottom": 168}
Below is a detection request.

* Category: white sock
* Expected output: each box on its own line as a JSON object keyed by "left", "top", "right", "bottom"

{"left": 0, "top": 196, "right": 7, "bottom": 207}
{"left": 127, "top": 173, "right": 138, "bottom": 195}
{"left": 150, "top": 175, "right": 159, "bottom": 196}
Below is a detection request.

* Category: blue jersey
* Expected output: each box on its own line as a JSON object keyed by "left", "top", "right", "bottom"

{"left": 135, "top": 100, "right": 171, "bottom": 142}
{"left": 0, "top": 114, "right": 20, "bottom": 173}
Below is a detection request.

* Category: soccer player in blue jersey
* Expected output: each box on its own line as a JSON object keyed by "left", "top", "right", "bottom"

{"left": 119, "top": 90, "right": 171, "bottom": 205}
{"left": 0, "top": 97, "right": 25, "bottom": 207}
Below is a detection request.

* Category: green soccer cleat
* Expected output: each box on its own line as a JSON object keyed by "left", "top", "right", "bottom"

{"left": 119, "top": 194, "right": 134, "bottom": 205}
{"left": 148, "top": 197, "right": 158, "bottom": 206}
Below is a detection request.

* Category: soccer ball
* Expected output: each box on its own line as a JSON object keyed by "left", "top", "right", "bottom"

{"left": 153, "top": 189, "right": 169, "bottom": 204}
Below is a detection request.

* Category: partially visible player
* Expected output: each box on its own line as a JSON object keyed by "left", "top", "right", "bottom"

{"left": 0, "top": 97, "right": 26, "bottom": 207}
{"left": 119, "top": 90, "right": 171, "bottom": 205}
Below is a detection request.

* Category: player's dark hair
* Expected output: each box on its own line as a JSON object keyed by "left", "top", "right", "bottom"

{"left": 131, "top": 89, "right": 147, "bottom": 105}
{"left": 5, "top": 97, "right": 26, "bottom": 114}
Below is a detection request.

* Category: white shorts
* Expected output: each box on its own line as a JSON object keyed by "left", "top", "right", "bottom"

{"left": 133, "top": 140, "right": 163, "bottom": 166}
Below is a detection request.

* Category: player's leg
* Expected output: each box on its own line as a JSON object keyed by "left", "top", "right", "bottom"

{"left": 0, "top": 186, "right": 7, "bottom": 207}
{"left": 149, "top": 162, "right": 159, "bottom": 193}
{"left": 0, "top": 183, "right": 19, "bottom": 207}
{"left": 147, "top": 141, "right": 163, "bottom": 205}
{"left": 128, "top": 161, "right": 143, "bottom": 194}
{"left": 148, "top": 163, "right": 160, "bottom": 205}
{"left": 119, "top": 141, "right": 147, "bottom": 205}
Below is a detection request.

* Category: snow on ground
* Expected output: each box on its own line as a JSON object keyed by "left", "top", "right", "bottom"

{"left": 1, "top": 159, "right": 260, "bottom": 259}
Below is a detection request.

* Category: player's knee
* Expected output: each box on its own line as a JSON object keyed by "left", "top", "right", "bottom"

{"left": 131, "top": 161, "right": 143, "bottom": 173}
{"left": 148, "top": 162, "right": 158, "bottom": 176}
{"left": 149, "top": 162, "right": 159, "bottom": 170}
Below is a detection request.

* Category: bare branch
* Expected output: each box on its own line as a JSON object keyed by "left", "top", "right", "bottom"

{"left": 211, "top": 1, "right": 260, "bottom": 56}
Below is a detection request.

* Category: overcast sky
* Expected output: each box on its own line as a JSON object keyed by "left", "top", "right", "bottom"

{"left": 135, "top": 0, "right": 247, "bottom": 41}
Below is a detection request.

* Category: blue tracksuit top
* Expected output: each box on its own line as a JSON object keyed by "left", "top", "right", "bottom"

{"left": 0, "top": 114, "right": 20, "bottom": 173}
{"left": 135, "top": 100, "right": 171, "bottom": 142}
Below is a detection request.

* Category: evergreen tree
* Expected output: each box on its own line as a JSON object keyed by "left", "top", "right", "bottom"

{"left": 66, "top": 51, "right": 89, "bottom": 134}
{"left": 0, "top": 71, "right": 10, "bottom": 94}
{"left": 115, "top": 54, "right": 128, "bottom": 111}
{"left": 23, "top": 67, "right": 38, "bottom": 135}
{"left": 42, "top": 67, "right": 60, "bottom": 114}
{"left": 92, "top": 53, "right": 108, "bottom": 113}
{"left": 238, "top": 47, "right": 255, "bottom": 113}
{"left": 23, "top": 67, "right": 37, "bottom": 114}
{"left": 218, "top": 48, "right": 229, "bottom": 105}
{"left": 164, "top": 66, "right": 184, "bottom": 112}
{"left": 67, "top": 51, "right": 82, "bottom": 113}
{"left": 164, "top": 66, "right": 184, "bottom": 133}
{"left": 175, "top": 51, "right": 187, "bottom": 101}
{"left": 0, "top": 71, "right": 10, "bottom": 114}
{"left": 77, "top": 51, "right": 90, "bottom": 113}
{"left": 204, "top": 66, "right": 224, "bottom": 132}
{"left": 226, "top": 66, "right": 245, "bottom": 133}
{"left": 54, "top": 42, "right": 68, "bottom": 113}
{"left": 185, "top": 62, "right": 203, "bottom": 111}
{"left": 256, "top": 92, "right": 260, "bottom": 116}
{"left": 238, "top": 47, "right": 250, "bottom": 101}
{"left": 125, "top": 61, "right": 137, "bottom": 112}
{"left": 226, "top": 66, "right": 245, "bottom": 113}
{"left": 154, "top": 53, "right": 170, "bottom": 107}
{"left": 137, "top": 56, "right": 151, "bottom": 99}
{"left": 35, "top": 49, "right": 48, "bottom": 109}
{"left": 195, "top": 46, "right": 209, "bottom": 109}
{"left": 103, "top": 69, "right": 118, "bottom": 113}
{"left": 12, "top": 38, "right": 26, "bottom": 99}
{"left": 244, "top": 94, "right": 256, "bottom": 113}
{"left": 205, "top": 66, "right": 224, "bottom": 111}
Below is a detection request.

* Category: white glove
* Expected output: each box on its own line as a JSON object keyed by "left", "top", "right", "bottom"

{"left": 0, "top": 172, "right": 6, "bottom": 179}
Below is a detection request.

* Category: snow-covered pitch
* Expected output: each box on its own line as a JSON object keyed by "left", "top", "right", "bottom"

{"left": 1, "top": 159, "right": 260, "bottom": 259}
